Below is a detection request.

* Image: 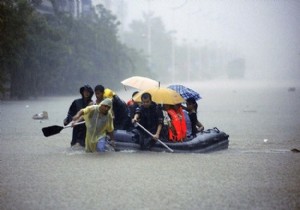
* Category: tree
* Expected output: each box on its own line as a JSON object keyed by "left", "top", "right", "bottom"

{"left": 0, "top": 1, "right": 149, "bottom": 99}
{"left": 0, "top": 0, "right": 35, "bottom": 98}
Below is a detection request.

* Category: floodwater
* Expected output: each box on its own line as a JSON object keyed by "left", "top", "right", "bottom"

{"left": 1, "top": 80, "right": 300, "bottom": 210}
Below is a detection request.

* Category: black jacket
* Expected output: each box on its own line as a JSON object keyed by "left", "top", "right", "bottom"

{"left": 135, "top": 102, "right": 163, "bottom": 134}
{"left": 112, "top": 95, "right": 130, "bottom": 130}
{"left": 64, "top": 85, "right": 94, "bottom": 146}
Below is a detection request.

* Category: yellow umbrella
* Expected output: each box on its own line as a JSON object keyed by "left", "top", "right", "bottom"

{"left": 133, "top": 87, "right": 185, "bottom": 105}
{"left": 121, "top": 76, "right": 159, "bottom": 90}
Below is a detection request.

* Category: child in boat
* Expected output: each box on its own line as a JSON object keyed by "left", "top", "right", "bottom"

{"left": 186, "top": 98, "right": 204, "bottom": 137}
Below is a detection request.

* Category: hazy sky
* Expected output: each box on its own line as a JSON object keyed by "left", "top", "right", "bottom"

{"left": 93, "top": 0, "right": 300, "bottom": 81}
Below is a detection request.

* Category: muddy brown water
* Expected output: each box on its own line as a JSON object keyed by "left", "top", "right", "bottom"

{"left": 1, "top": 80, "right": 300, "bottom": 210}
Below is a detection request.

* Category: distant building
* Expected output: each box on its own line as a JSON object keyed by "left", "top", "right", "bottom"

{"left": 35, "top": 0, "right": 93, "bottom": 17}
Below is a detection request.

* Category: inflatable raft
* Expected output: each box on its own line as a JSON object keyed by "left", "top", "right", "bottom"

{"left": 113, "top": 127, "right": 229, "bottom": 153}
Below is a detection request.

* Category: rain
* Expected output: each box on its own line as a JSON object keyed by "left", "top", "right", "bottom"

{"left": 1, "top": 1, "right": 300, "bottom": 210}
{"left": 94, "top": 0, "right": 300, "bottom": 83}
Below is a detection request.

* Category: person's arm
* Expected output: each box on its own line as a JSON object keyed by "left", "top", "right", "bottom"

{"left": 107, "top": 131, "right": 115, "bottom": 148}
{"left": 196, "top": 120, "right": 204, "bottom": 132}
{"left": 132, "top": 113, "right": 140, "bottom": 124}
{"left": 153, "top": 123, "right": 162, "bottom": 140}
{"left": 132, "top": 105, "right": 141, "bottom": 124}
{"left": 64, "top": 100, "right": 77, "bottom": 125}
{"left": 106, "top": 111, "right": 115, "bottom": 148}
{"left": 153, "top": 107, "right": 163, "bottom": 140}
{"left": 72, "top": 109, "right": 84, "bottom": 126}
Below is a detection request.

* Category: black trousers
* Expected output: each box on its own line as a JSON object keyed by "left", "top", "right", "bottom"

{"left": 132, "top": 129, "right": 156, "bottom": 150}
{"left": 71, "top": 124, "right": 86, "bottom": 147}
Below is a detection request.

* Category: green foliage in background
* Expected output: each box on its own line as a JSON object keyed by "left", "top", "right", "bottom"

{"left": 0, "top": 0, "right": 148, "bottom": 99}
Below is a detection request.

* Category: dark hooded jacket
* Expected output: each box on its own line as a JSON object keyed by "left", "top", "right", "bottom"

{"left": 112, "top": 95, "right": 131, "bottom": 130}
{"left": 64, "top": 85, "right": 94, "bottom": 146}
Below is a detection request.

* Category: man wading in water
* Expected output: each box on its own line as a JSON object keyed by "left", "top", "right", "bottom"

{"left": 72, "top": 98, "right": 115, "bottom": 153}
{"left": 63, "top": 85, "right": 94, "bottom": 148}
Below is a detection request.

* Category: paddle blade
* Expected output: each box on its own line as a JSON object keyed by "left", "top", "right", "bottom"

{"left": 42, "top": 125, "right": 64, "bottom": 137}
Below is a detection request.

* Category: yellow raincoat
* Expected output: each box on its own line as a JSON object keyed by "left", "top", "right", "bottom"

{"left": 82, "top": 105, "right": 114, "bottom": 152}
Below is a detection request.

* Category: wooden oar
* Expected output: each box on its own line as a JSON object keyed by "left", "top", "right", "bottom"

{"left": 42, "top": 121, "right": 85, "bottom": 137}
{"left": 135, "top": 122, "right": 174, "bottom": 153}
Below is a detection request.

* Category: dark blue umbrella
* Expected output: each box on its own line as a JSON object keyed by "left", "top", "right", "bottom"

{"left": 168, "top": 84, "right": 202, "bottom": 101}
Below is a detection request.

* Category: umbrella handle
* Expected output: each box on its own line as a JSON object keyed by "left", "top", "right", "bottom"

{"left": 136, "top": 122, "right": 174, "bottom": 153}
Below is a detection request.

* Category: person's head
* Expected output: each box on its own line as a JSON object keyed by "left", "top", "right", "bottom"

{"left": 99, "top": 98, "right": 112, "bottom": 115}
{"left": 94, "top": 85, "right": 105, "bottom": 102}
{"left": 186, "top": 97, "right": 198, "bottom": 112}
{"left": 127, "top": 90, "right": 139, "bottom": 105}
{"left": 174, "top": 103, "right": 181, "bottom": 111}
{"left": 132, "top": 91, "right": 139, "bottom": 98}
{"left": 80, "top": 85, "right": 94, "bottom": 99}
{"left": 141, "top": 92, "right": 152, "bottom": 108}
{"left": 163, "top": 104, "right": 171, "bottom": 110}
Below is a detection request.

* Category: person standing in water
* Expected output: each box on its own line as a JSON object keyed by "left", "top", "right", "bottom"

{"left": 72, "top": 98, "right": 115, "bottom": 153}
{"left": 63, "top": 85, "right": 94, "bottom": 147}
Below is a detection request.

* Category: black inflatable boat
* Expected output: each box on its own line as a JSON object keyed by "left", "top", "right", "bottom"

{"left": 113, "top": 127, "right": 229, "bottom": 153}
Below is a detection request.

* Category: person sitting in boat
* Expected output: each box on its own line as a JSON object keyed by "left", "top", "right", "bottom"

{"left": 132, "top": 92, "right": 164, "bottom": 150}
{"left": 182, "top": 108, "right": 192, "bottom": 139}
{"left": 103, "top": 88, "right": 131, "bottom": 130}
{"left": 94, "top": 84, "right": 105, "bottom": 105}
{"left": 63, "top": 84, "right": 94, "bottom": 148}
{"left": 72, "top": 98, "right": 115, "bottom": 153}
{"left": 161, "top": 105, "right": 174, "bottom": 141}
{"left": 127, "top": 90, "right": 139, "bottom": 106}
{"left": 127, "top": 91, "right": 140, "bottom": 118}
{"left": 165, "top": 104, "right": 187, "bottom": 142}
{"left": 127, "top": 91, "right": 140, "bottom": 131}
{"left": 186, "top": 97, "right": 204, "bottom": 137}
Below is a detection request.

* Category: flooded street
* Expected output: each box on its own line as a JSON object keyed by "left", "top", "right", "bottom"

{"left": 1, "top": 80, "right": 300, "bottom": 210}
